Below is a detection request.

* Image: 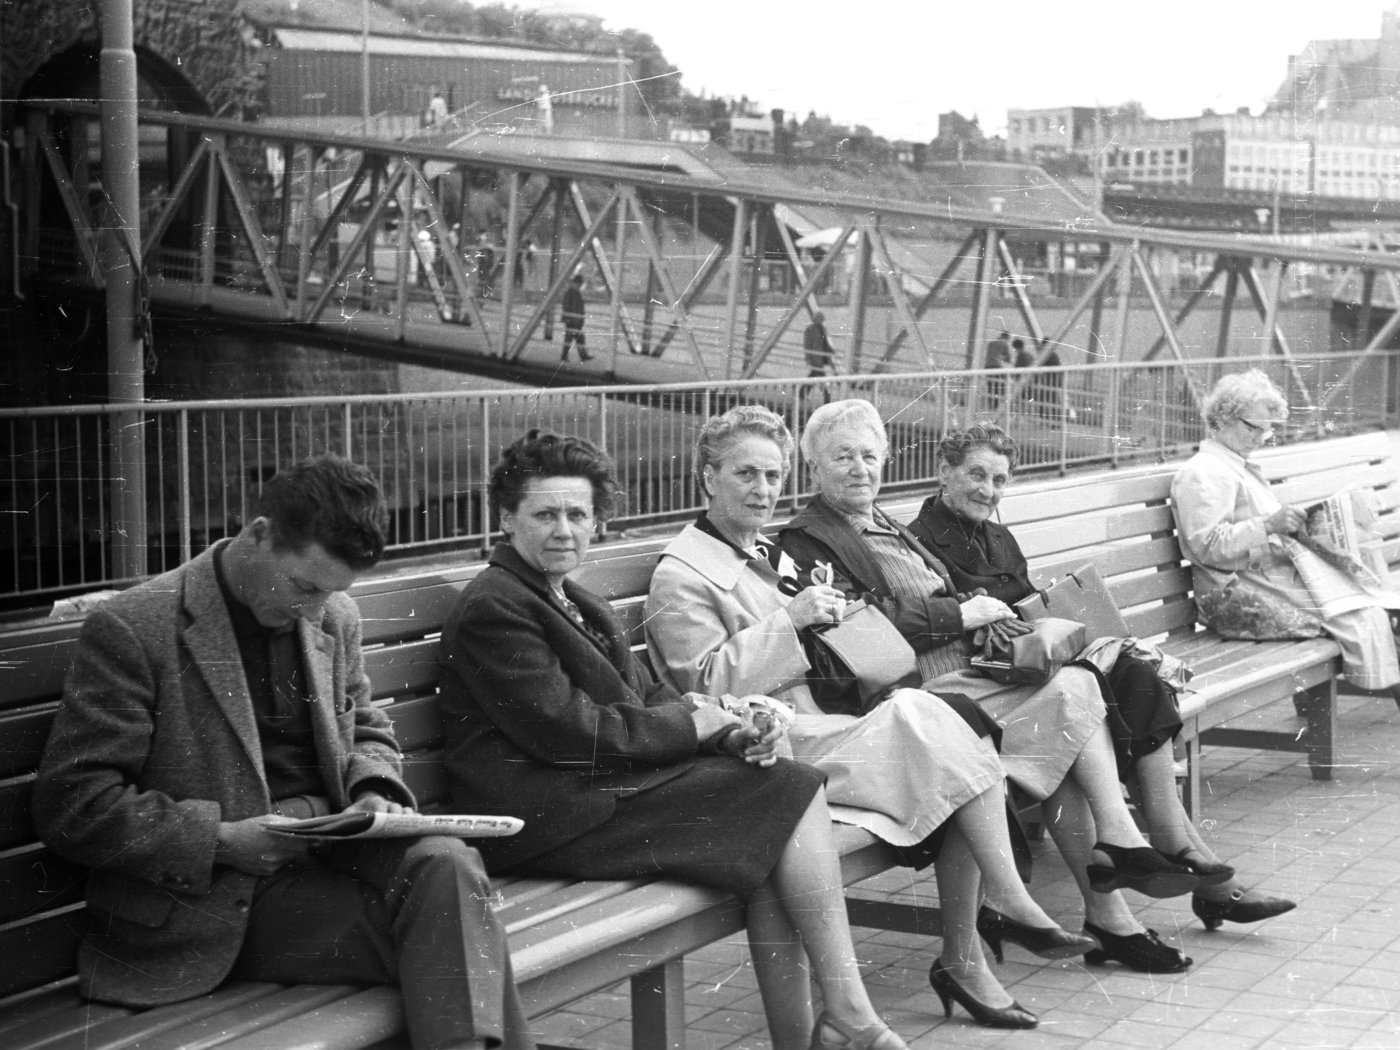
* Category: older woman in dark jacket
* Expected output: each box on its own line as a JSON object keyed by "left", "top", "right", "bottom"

{"left": 437, "top": 429, "right": 908, "bottom": 1050}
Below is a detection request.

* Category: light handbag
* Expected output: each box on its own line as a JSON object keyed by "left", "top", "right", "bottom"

{"left": 970, "top": 617, "right": 1087, "bottom": 686}
{"left": 803, "top": 598, "right": 920, "bottom": 715}
{"left": 1014, "top": 563, "right": 1129, "bottom": 641}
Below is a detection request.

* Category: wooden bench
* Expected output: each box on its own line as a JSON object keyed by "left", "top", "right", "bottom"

{"left": 877, "top": 429, "right": 1400, "bottom": 817}
{"left": 4, "top": 429, "right": 1397, "bottom": 1048}
{"left": 0, "top": 533, "right": 933, "bottom": 1050}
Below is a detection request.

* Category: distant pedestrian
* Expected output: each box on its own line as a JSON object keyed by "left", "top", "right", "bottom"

{"left": 985, "top": 330, "right": 1012, "bottom": 407}
{"left": 475, "top": 234, "right": 498, "bottom": 298}
{"left": 1036, "top": 337, "right": 1063, "bottom": 419}
{"left": 803, "top": 312, "right": 836, "bottom": 377}
{"left": 426, "top": 90, "right": 448, "bottom": 127}
{"left": 560, "top": 274, "right": 592, "bottom": 362}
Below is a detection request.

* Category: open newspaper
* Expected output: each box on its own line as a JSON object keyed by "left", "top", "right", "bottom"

{"left": 271, "top": 812, "right": 524, "bottom": 840}
{"left": 1298, "top": 491, "right": 1376, "bottom": 577}
{"left": 1280, "top": 488, "right": 1400, "bottom": 619}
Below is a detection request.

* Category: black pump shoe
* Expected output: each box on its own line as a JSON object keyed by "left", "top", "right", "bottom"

{"left": 1082, "top": 922, "right": 1191, "bottom": 973}
{"left": 1192, "top": 888, "right": 1297, "bottom": 931}
{"left": 976, "top": 906, "right": 1097, "bottom": 964}
{"left": 1086, "top": 841, "right": 1200, "bottom": 898}
{"left": 1167, "top": 849, "right": 1235, "bottom": 887}
{"left": 927, "top": 959, "right": 1037, "bottom": 1029}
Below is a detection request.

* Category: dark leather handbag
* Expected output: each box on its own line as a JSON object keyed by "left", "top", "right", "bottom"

{"left": 802, "top": 599, "right": 920, "bottom": 716}
{"left": 970, "top": 617, "right": 1086, "bottom": 686}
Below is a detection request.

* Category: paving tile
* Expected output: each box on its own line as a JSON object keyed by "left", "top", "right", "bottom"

{"left": 526, "top": 699, "right": 1400, "bottom": 1050}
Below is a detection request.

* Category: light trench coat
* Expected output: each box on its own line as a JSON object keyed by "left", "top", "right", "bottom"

{"left": 645, "top": 524, "right": 1004, "bottom": 850}
{"left": 1171, "top": 438, "right": 1400, "bottom": 688}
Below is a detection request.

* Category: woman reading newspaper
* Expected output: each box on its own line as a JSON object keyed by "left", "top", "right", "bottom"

{"left": 1172, "top": 369, "right": 1400, "bottom": 704}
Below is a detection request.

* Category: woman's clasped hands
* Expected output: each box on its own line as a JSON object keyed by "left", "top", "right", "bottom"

{"left": 689, "top": 697, "right": 786, "bottom": 767}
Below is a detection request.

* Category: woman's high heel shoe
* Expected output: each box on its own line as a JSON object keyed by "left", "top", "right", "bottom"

{"left": 976, "top": 906, "right": 1098, "bottom": 963}
{"left": 1086, "top": 841, "right": 1200, "bottom": 898}
{"left": 809, "top": 1013, "right": 908, "bottom": 1050}
{"left": 1167, "top": 848, "right": 1235, "bottom": 887}
{"left": 927, "top": 959, "right": 1037, "bottom": 1029}
{"left": 1082, "top": 922, "right": 1192, "bottom": 973}
{"left": 1192, "top": 888, "right": 1297, "bottom": 931}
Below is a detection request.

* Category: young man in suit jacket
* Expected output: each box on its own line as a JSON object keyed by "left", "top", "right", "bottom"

{"left": 35, "top": 455, "right": 532, "bottom": 1050}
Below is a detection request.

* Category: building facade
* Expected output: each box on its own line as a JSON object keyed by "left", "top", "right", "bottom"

{"left": 259, "top": 26, "right": 646, "bottom": 139}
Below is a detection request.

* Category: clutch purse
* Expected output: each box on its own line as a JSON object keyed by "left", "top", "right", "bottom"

{"left": 803, "top": 598, "right": 920, "bottom": 715}
{"left": 970, "top": 617, "right": 1086, "bottom": 686}
{"left": 1014, "top": 563, "right": 1129, "bottom": 641}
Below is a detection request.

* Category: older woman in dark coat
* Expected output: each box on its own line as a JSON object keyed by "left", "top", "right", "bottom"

{"left": 437, "top": 429, "right": 908, "bottom": 1050}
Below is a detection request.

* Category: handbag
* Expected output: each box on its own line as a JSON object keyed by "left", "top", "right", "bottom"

{"left": 1015, "top": 563, "right": 1129, "bottom": 641}
{"left": 802, "top": 598, "right": 920, "bottom": 716}
{"left": 1196, "top": 574, "right": 1323, "bottom": 640}
{"left": 970, "top": 617, "right": 1086, "bottom": 686}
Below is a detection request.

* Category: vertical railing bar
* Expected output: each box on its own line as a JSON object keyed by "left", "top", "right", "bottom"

{"left": 178, "top": 408, "right": 192, "bottom": 565}
{"left": 51, "top": 417, "right": 63, "bottom": 588}
{"left": 480, "top": 400, "right": 492, "bottom": 556}
{"left": 97, "top": 413, "right": 109, "bottom": 583}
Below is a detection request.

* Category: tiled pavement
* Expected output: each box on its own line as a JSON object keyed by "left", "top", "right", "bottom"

{"left": 532, "top": 692, "right": 1400, "bottom": 1050}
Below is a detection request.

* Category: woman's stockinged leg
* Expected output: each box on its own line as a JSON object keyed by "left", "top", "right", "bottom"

{"left": 935, "top": 827, "right": 1013, "bottom": 1007}
{"left": 1069, "top": 720, "right": 1150, "bottom": 847}
{"left": 1041, "top": 778, "right": 1144, "bottom": 936}
{"left": 1134, "top": 743, "right": 1247, "bottom": 901}
{"left": 746, "top": 882, "right": 815, "bottom": 1050}
{"left": 766, "top": 792, "right": 882, "bottom": 1029}
{"left": 951, "top": 784, "right": 1056, "bottom": 929}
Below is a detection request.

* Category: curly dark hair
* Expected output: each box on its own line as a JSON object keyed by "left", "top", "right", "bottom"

{"left": 489, "top": 429, "right": 620, "bottom": 523}
{"left": 937, "top": 422, "right": 1020, "bottom": 473}
{"left": 253, "top": 455, "right": 388, "bottom": 570}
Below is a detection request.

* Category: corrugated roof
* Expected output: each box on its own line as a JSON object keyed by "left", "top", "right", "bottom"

{"left": 271, "top": 27, "right": 605, "bottom": 64}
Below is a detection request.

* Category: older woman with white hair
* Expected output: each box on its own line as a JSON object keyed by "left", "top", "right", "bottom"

{"left": 646, "top": 405, "right": 1107, "bottom": 1032}
{"left": 1173, "top": 368, "right": 1400, "bottom": 700}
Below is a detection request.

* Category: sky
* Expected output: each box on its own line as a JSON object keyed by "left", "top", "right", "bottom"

{"left": 515, "top": 1, "right": 1396, "bottom": 141}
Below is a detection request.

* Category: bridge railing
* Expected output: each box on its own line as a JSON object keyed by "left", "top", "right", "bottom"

{"left": 21, "top": 100, "right": 1400, "bottom": 398}
{"left": 2, "top": 353, "right": 1394, "bottom": 607}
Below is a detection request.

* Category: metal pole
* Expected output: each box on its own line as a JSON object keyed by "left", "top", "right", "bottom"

{"left": 361, "top": 0, "right": 371, "bottom": 135}
{"left": 100, "top": 0, "right": 147, "bottom": 579}
{"left": 616, "top": 50, "right": 627, "bottom": 138}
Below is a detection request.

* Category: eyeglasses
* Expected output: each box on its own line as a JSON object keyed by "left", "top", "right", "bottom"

{"left": 1237, "top": 418, "right": 1286, "bottom": 434}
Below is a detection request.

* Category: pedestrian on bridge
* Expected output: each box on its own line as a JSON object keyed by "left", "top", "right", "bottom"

{"left": 561, "top": 274, "right": 593, "bottom": 362}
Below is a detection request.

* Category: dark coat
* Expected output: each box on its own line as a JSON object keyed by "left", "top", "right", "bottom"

{"left": 777, "top": 494, "right": 965, "bottom": 651}
{"left": 561, "top": 284, "right": 585, "bottom": 325}
{"left": 32, "top": 543, "right": 408, "bottom": 1007}
{"left": 907, "top": 495, "right": 1034, "bottom": 606}
{"left": 438, "top": 543, "right": 702, "bottom": 871}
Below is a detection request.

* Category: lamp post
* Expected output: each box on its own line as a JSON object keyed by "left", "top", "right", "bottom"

{"left": 100, "top": 0, "right": 147, "bottom": 579}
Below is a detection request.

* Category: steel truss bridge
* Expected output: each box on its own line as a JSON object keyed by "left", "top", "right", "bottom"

{"left": 16, "top": 101, "right": 1400, "bottom": 416}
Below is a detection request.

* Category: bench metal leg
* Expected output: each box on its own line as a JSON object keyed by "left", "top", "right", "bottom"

{"left": 631, "top": 959, "right": 685, "bottom": 1050}
{"left": 1298, "top": 679, "right": 1337, "bottom": 782}
{"left": 1181, "top": 723, "right": 1202, "bottom": 823}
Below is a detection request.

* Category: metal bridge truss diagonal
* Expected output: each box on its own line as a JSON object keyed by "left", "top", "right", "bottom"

{"left": 19, "top": 101, "right": 1400, "bottom": 402}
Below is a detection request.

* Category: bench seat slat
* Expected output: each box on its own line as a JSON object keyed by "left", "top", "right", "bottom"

{"left": 25, "top": 983, "right": 308, "bottom": 1050}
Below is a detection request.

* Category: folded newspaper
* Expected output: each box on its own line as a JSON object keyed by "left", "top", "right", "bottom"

{"left": 271, "top": 812, "right": 524, "bottom": 840}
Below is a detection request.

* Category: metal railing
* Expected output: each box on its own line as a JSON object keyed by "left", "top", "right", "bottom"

{"left": 3, "top": 353, "right": 1396, "bottom": 604}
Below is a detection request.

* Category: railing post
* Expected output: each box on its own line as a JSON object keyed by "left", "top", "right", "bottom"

{"left": 479, "top": 399, "right": 493, "bottom": 557}
{"left": 178, "top": 408, "right": 192, "bottom": 566}
{"left": 598, "top": 392, "right": 609, "bottom": 540}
